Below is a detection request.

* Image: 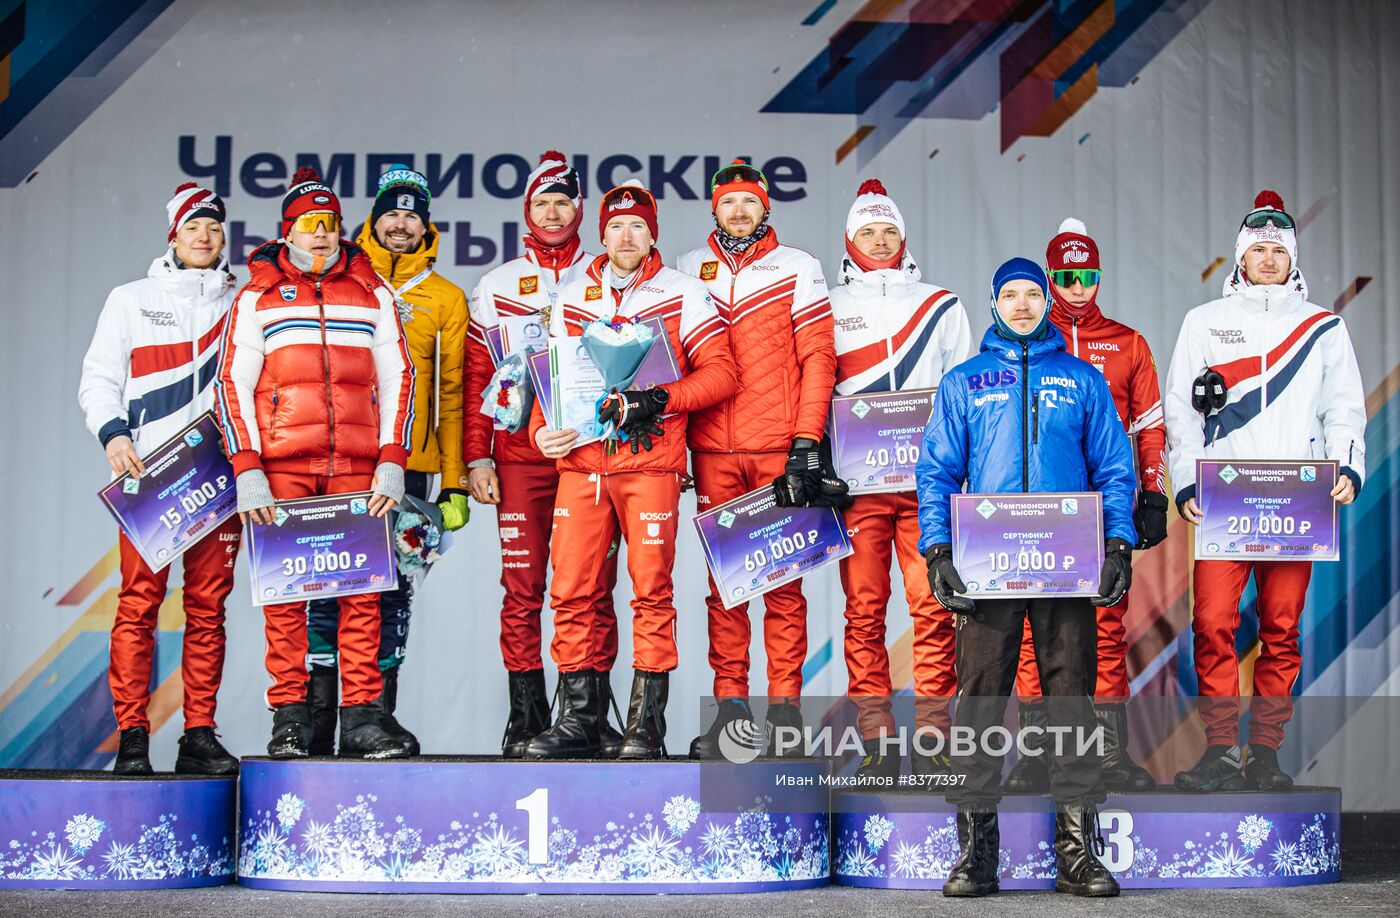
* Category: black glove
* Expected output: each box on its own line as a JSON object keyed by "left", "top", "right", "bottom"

{"left": 924, "top": 543, "right": 975, "bottom": 614}
{"left": 622, "top": 417, "right": 665, "bottom": 453}
{"left": 806, "top": 474, "right": 854, "bottom": 510}
{"left": 1093, "top": 538, "right": 1134, "bottom": 607}
{"left": 773, "top": 438, "right": 821, "bottom": 507}
{"left": 599, "top": 387, "right": 669, "bottom": 429}
{"left": 1133, "top": 491, "right": 1169, "bottom": 549}
{"left": 1191, "top": 368, "right": 1227, "bottom": 416}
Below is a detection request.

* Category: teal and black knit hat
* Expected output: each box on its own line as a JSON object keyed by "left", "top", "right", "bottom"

{"left": 372, "top": 164, "right": 431, "bottom": 224}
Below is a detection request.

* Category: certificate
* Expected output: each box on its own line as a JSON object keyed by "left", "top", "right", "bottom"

{"left": 500, "top": 314, "right": 547, "bottom": 357}
{"left": 693, "top": 484, "right": 853, "bottom": 609}
{"left": 548, "top": 337, "right": 607, "bottom": 446}
{"left": 1195, "top": 459, "right": 1339, "bottom": 561}
{"left": 828, "top": 388, "right": 936, "bottom": 495}
{"left": 245, "top": 493, "right": 396, "bottom": 606}
{"left": 951, "top": 492, "right": 1104, "bottom": 598}
{"left": 96, "top": 412, "right": 236, "bottom": 571}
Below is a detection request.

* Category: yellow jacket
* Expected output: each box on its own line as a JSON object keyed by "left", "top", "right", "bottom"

{"left": 356, "top": 217, "right": 469, "bottom": 489}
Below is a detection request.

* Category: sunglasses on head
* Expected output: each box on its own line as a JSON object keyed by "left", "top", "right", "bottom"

{"left": 292, "top": 212, "right": 341, "bottom": 234}
{"left": 1243, "top": 209, "right": 1294, "bottom": 230}
{"left": 710, "top": 162, "right": 768, "bottom": 195}
{"left": 1049, "top": 268, "right": 1101, "bottom": 289}
{"left": 602, "top": 185, "right": 656, "bottom": 210}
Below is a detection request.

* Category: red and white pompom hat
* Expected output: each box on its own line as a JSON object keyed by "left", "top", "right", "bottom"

{"left": 165, "top": 182, "right": 226, "bottom": 243}
{"left": 1235, "top": 190, "right": 1296, "bottom": 268}
{"left": 845, "top": 178, "right": 906, "bottom": 240}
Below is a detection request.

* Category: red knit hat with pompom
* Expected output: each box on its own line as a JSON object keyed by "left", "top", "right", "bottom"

{"left": 280, "top": 166, "right": 341, "bottom": 237}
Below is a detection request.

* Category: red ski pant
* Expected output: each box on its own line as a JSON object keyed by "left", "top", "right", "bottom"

{"left": 496, "top": 462, "right": 619, "bottom": 672}
{"left": 1192, "top": 559, "right": 1312, "bottom": 749}
{"left": 694, "top": 450, "right": 808, "bottom": 699}
{"left": 549, "top": 470, "right": 682, "bottom": 673}
{"left": 839, "top": 492, "right": 956, "bottom": 738}
{"left": 110, "top": 517, "right": 241, "bottom": 731}
{"left": 1014, "top": 591, "right": 1133, "bottom": 701}
{"left": 261, "top": 472, "right": 382, "bottom": 708}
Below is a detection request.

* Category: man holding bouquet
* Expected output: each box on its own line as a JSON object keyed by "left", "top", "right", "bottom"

{"left": 528, "top": 181, "right": 737, "bottom": 758}
{"left": 465, "top": 151, "right": 622, "bottom": 757}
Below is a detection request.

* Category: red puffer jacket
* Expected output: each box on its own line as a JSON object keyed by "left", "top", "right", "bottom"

{"left": 216, "top": 241, "right": 415, "bottom": 477}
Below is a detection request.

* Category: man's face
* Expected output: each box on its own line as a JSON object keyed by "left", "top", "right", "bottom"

{"left": 529, "top": 192, "right": 578, "bottom": 234}
{"left": 996, "top": 279, "right": 1047, "bottom": 334}
{"left": 374, "top": 210, "right": 426, "bottom": 254}
{"left": 714, "top": 192, "right": 766, "bottom": 239}
{"left": 603, "top": 217, "right": 653, "bottom": 274}
{"left": 851, "top": 222, "right": 902, "bottom": 261}
{"left": 1242, "top": 243, "right": 1291, "bottom": 285}
{"left": 287, "top": 213, "right": 340, "bottom": 257}
{"left": 172, "top": 217, "right": 224, "bottom": 269}
{"left": 1050, "top": 275, "right": 1099, "bottom": 310}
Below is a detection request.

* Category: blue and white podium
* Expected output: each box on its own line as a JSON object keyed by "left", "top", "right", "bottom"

{"left": 832, "top": 787, "right": 1341, "bottom": 889}
{"left": 0, "top": 769, "right": 236, "bottom": 889}
{"left": 237, "top": 757, "right": 830, "bottom": 894}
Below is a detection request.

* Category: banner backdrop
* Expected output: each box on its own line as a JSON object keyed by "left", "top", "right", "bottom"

{"left": 0, "top": 0, "right": 1396, "bottom": 805}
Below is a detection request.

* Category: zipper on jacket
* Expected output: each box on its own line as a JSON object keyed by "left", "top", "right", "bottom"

{"left": 1260, "top": 290, "right": 1270, "bottom": 411}
{"left": 1071, "top": 318, "right": 1079, "bottom": 358}
{"left": 271, "top": 388, "right": 279, "bottom": 438}
{"left": 726, "top": 271, "right": 738, "bottom": 452}
{"left": 1020, "top": 341, "right": 1030, "bottom": 492}
{"left": 317, "top": 279, "right": 337, "bottom": 463}
{"left": 1032, "top": 388, "right": 1040, "bottom": 444}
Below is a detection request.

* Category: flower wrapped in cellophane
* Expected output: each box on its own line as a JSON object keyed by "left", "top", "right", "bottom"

{"left": 581, "top": 318, "right": 657, "bottom": 443}
{"left": 392, "top": 494, "right": 454, "bottom": 579}
{"left": 479, "top": 352, "right": 535, "bottom": 433}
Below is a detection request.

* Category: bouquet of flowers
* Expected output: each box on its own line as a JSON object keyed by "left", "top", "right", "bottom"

{"left": 392, "top": 494, "right": 453, "bottom": 579}
{"left": 479, "top": 352, "right": 535, "bottom": 433}
{"left": 581, "top": 318, "right": 657, "bottom": 442}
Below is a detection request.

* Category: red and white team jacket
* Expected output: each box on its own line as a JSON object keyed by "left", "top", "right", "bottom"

{"left": 831, "top": 252, "right": 971, "bottom": 397}
{"left": 529, "top": 251, "right": 736, "bottom": 476}
{"left": 676, "top": 231, "right": 835, "bottom": 452}
{"left": 1164, "top": 272, "right": 1367, "bottom": 503}
{"left": 80, "top": 252, "right": 237, "bottom": 459}
{"left": 465, "top": 247, "right": 594, "bottom": 467}
{"left": 1051, "top": 301, "right": 1168, "bottom": 494}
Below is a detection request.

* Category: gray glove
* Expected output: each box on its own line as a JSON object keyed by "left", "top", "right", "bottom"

{"left": 373, "top": 461, "right": 405, "bottom": 504}
{"left": 236, "top": 468, "right": 275, "bottom": 515}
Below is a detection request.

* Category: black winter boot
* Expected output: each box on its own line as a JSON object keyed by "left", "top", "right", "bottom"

{"left": 268, "top": 703, "right": 312, "bottom": 759}
{"left": 307, "top": 664, "right": 338, "bottom": 756}
{"left": 1244, "top": 744, "right": 1294, "bottom": 790}
{"left": 597, "top": 670, "right": 625, "bottom": 759}
{"left": 175, "top": 727, "right": 239, "bottom": 775}
{"left": 379, "top": 668, "right": 420, "bottom": 756}
{"left": 1096, "top": 704, "right": 1155, "bottom": 790}
{"left": 855, "top": 735, "right": 901, "bottom": 786}
{"left": 1004, "top": 703, "right": 1049, "bottom": 792}
{"left": 765, "top": 701, "right": 805, "bottom": 757}
{"left": 525, "top": 672, "right": 605, "bottom": 758}
{"left": 942, "top": 805, "right": 1000, "bottom": 897}
{"left": 618, "top": 671, "right": 670, "bottom": 759}
{"left": 1174, "top": 744, "right": 1246, "bottom": 791}
{"left": 910, "top": 749, "right": 955, "bottom": 780}
{"left": 502, "top": 669, "right": 551, "bottom": 758}
{"left": 690, "top": 698, "right": 760, "bottom": 759}
{"left": 338, "top": 704, "right": 410, "bottom": 760}
{"left": 1053, "top": 804, "right": 1120, "bottom": 896}
{"left": 114, "top": 726, "right": 154, "bottom": 775}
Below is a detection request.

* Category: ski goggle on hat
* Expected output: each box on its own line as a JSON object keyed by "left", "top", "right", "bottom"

{"left": 290, "top": 212, "right": 342, "bottom": 234}
{"left": 709, "top": 162, "right": 768, "bottom": 196}
{"left": 1048, "top": 268, "right": 1101, "bottom": 288}
{"left": 1242, "top": 209, "right": 1294, "bottom": 230}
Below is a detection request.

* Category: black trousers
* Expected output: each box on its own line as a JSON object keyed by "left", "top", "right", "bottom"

{"left": 947, "top": 596, "right": 1106, "bottom": 807}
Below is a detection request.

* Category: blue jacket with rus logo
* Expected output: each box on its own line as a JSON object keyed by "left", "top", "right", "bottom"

{"left": 915, "top": 322, "right": 1138, "bottom": 552}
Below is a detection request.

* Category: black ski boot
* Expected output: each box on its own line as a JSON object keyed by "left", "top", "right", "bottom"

{"left": 114, "top": 726, "right": 154, "bottom": 775}
{"left": 379, "top": 667, "right": 420, "bottom": 756}
{"left": 307, "top": 664, "right": 338, "bottom": 756}
{"left": 338, "top": 704, "right": 410, "bottom": 760}
{"left": 855, "top": 735, "right": 901, "bottom": 787}
{"left": 1244, "top": 744, "right": 1294, "bottom": 790}
{"left": 502, "top": 669, "right": 551, "bottom": 758}
{"left": 1053, "top": 804, "right": 1120, "bottom": 896}
{"left": 597, "top": 670, "right": 625, "bottom": 759}
{"left": 910, "top": 750, "right": 955, "bottom": 781}
{"left": 1174, "top": 744, "right": 1246, "bottom": 791}
{"left": 175, "top": 727, "right": 239, "bottom": 775}
{"left": 942, "top": 805, "right": 1000, "bottom": 897}
{"left": 525, "top": 672, "right": 605, "bottom": 758}
{"left": 690, "top": 698, "right": 760, "bottom": 759}
{"left": 1096, "top": 704, "right": 1155, "bottom": 790}
{"left": 1004, "top": 703, "right": 1049, "bottom": 792}
{"left": 268, "top": 703, "right": 312, "bottom": 759}
{"left": 618, "top": 671, "right": 669, "bottom": 759}
{"left": 765, "top": 700, "right": 805, "bottom": 757}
